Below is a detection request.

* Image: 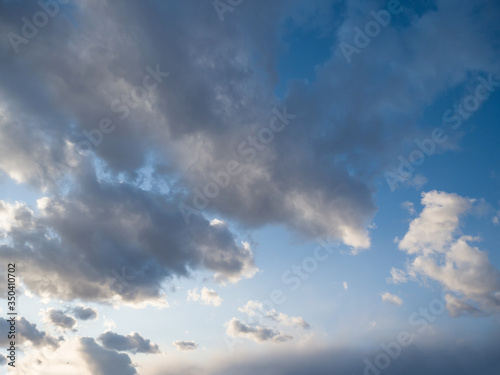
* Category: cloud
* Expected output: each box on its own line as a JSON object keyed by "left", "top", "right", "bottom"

{"left": 72, "top": 306, "right": 98, "bottom": 321}
{"left": 0, "top": 0, "right": 379, "bottom": 253}
{"left": 98, "top": 331, "right": 160, "bottom": 354}
{"left": 225, "top": 318, "right": 294, "bottom": 344}
{"left": 103, "top": 316, "right": 117, "bottom": 331}
{"left": 0, "top": 200, "right": 34, "bottom": 233}
{"left": 381, "top": 292, "right": 403, "bottom": 306}
{"left": 79, "top": 337, "right": 137, "bottom": 375}
{"left": 398, "top": 191, "right": 500, "bottom": 316}
{"left": 404, "top": 174, "right": 428, "bottom": 190}
{"left": 0, "top": 179, "right": 257, "bottom": 304}
{"left": 493, "top": 210, "right": 500, "bottom": 224}
{"left": 0, "top": 353, "right": 5, "bottom": 365}
{"left": 187, "top": 287, "right": 223, "bottom": 306}
{"left": 45, "top": 309, "right": 77, "bottom": 331}
{"left": 444, "top": 294, "right": 484, "bottom": 317}
{"left": 343, "top": 281, "right": 348, "bottom": 290}
{"left": 172, "top": 341, "right": 198, "bottom": 352}
{"left": 401, "top": 201, "right": 416, "bottom": 216}
{"left": 238, "top": 300, "right": 310, "bottom": 329}
{"left": 387, "top": 267, "right": 408, "bottom": 284}
{"left": 0, "top": 317, "right": 60, "bottom": 348}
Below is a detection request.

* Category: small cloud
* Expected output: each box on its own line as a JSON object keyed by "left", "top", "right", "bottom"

{"left": 98, "top": 331, "right": 160, "bottom": 354}
{"left": 381, "top": 292, "right": 403, "bottom": 306}
{"left": 343, "top": 281, "right": 348, "bottom": 290}
{"left": 369, "top": 321, "right": 377, "bottom": 328}
{"left": 172, "top": 340, "right": 198, "bottom": 352}
{"left": 445, "top": 294, "right": 483, "bottom": 317}
{"left": 103, "top": 316, "right": 116, "bottom": 330}
{"left": 492, "top": 211, "right": 499, "bottom": 225}
{"left": 45, "top": 309, "right": 77, "bottom": 331}
{"left": 238, "top": 300, "right": 310, "bottom": 329}
{"left": 210, "top": 218, "right": 224, "bottom": 226}
{"left": 225, "top": 318, "right": 293, "bottom": 344}
{"left": 72, "top": 306, "right": 98, "bottom": 321}
{"left": 187, "top": 287, "right": 222, "bottom": 307}
{"left": 401, "top": 201, "right": 416, "bottom": 215}
{"left": 406, "top": 174, "right": 428, "bottom": 190}
{"left": 387, "top": 267, "right": 407, "bottom": 284}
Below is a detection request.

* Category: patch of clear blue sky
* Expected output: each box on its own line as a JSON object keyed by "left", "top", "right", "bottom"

{"left": 274, "top": 13, "right": 338, "bottom": 99}
{"left": 0, "top": 174, "right": 38, "bottom": 207}
{"left": 272, "top": 0, "right": 440, "bottom": 102}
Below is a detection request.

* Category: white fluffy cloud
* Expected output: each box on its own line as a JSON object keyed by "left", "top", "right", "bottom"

{"left": 187, "top": 287, "right": 223, "bottom": 307}
{"left": 238, "top": 300, "right": 310, "bottom": 329}
{"left": 397, "top": 191, "right": 500, "bottom": 316}
{"left": 381, "top": 292, "right": 403, "bottom": 306}
{"left": 387, "top": 267, "right": 408, "bottom": 284}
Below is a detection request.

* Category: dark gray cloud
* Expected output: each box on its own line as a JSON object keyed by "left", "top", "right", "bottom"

{"left": 173, "top": 340, "right": 198, "bottom": 352}
{"left": 46, "top": 309, "right": 77, "bottom": 331}
{"left": 98, "top": 331, "right": 160, "bottom": 354}
{"left": 79, "top": 337, "right": 137, "bottom": 375}
{"left": 0, "top": 317, "right": 60, "bottom": 348}
{"left": 0, "top": 171, "right": 256, "bottom": 304}
{"left": 0, "top": 353, "right": 6, "bottom": 365}
{"left": 72, "top": 306, "right": 98, "bottom": 321}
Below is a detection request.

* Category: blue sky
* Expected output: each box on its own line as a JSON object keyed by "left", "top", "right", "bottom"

{"left": 0, "top": 0, "right": 500, "bottom": 374}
